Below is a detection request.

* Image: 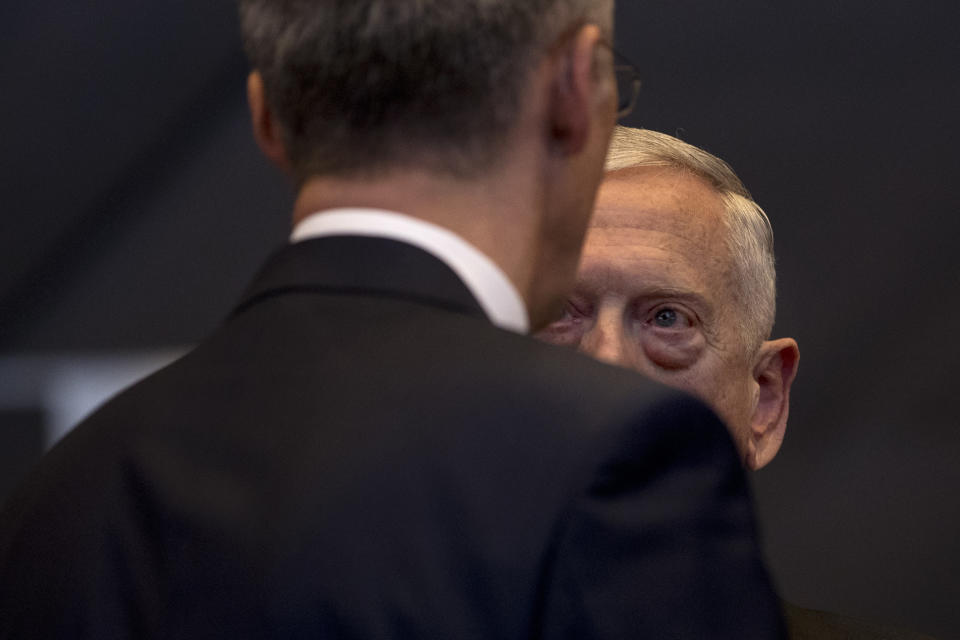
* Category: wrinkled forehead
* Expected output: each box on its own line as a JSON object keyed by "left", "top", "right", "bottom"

{"left": 588, "top": 168, "right": 729, "bottom": 257}
{"left": 579, "top": 166, "right": 736, "bottom": 296}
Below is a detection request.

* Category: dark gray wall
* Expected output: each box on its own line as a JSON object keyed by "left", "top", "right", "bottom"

{"left": 2, "top": 1, "right": 957, "bottom": 637}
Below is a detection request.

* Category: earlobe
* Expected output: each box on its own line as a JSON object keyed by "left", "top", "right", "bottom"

{"left": 547, "top": 24, "right": 608, "bottom": 156}
{"left": 247, "top": 71, "right": 291, "bottom": 173}
{"left": 747, "top": 338, "right": 799, "bottom": 470}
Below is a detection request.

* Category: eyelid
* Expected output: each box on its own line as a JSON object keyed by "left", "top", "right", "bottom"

{"left": 566, "top": 296, "right": 592, "bottom": 317}
{"left": 641, "top": 301, "right": 697, "bottom": 328}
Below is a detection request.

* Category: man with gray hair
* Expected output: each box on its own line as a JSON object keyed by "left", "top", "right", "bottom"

{"left": 539, "top": 126, "right": 799, "bottom": 470}
{"left": 0, "top": 5, "right": 785, "bottom": 638}
{"left": 540, "top": 126, "right": 935, "bottom": 639}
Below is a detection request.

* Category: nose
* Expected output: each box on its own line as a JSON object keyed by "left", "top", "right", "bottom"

{"left": 581, "top": 304, "right": 630, "bottom": 367}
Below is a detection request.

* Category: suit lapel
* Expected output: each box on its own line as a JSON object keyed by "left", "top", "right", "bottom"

{"left": 233, "top": 236, "right": 488, "bottom": 321}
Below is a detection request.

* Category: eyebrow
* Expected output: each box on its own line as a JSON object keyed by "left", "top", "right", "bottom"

{"left": 574, "top": 264, "right": 714, "bottom": 315}
{"left": 626, "top": 287, "right": 711, "bottom": 312}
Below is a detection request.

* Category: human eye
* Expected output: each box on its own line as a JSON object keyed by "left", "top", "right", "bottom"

{"left": 537, "top": 297, "right": 591, "bottom": 346}
{"left": 648, "top": 305, "right": 693, "bottom": 330}
{"left": 639, "top": 302, "right": 703, "bottom": 370}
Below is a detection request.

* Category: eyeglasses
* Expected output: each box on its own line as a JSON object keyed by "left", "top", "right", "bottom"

{"left": 604, "top": 43, "right": 642, "bottom": 119}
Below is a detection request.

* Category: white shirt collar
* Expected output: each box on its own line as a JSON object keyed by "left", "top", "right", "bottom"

{"left": 290, "top": 208, "right": 529, "bottom": 334}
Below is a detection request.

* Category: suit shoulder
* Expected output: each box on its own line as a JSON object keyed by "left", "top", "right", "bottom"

{"left": 470, "top": 327, "right": 674, "bottom": 406}
{"left": 486, "top": 330, "right": 734, "bottom": 443}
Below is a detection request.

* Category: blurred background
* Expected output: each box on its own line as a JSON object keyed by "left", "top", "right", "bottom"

{"left": 1, "top": 1, "right": 957, "bottom": 636}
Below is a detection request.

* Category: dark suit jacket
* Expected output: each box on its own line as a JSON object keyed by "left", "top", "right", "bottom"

{"left": 0, "top": 236, "right": 786, "bottom": 638}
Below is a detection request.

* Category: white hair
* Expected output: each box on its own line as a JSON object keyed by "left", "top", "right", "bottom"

{"left": 605, "top": 127, "right": 776, "bottom": 345}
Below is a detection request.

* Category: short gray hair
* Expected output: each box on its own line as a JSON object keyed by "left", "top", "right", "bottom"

{"left": 239, "top": 0, "right": 612, "bottom": 183}
{"left": 605, "top": 127, "right": 776, "bottom": 345}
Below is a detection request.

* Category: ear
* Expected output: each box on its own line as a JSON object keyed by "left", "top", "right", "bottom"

{"left": 746, "top": 337, "right": 799, "bottom": 470}
{"left": 247, "top": 71, "right": 291, "bottom": 172}
{"left": 547, "top": 24, "right": 612, "bottom": 156}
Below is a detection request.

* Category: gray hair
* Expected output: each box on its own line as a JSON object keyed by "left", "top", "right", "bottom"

{"left": 239, "top": 0, "right": 612, "bottom": 183}
{"left": 605, "top": 127, "right": 776, "bottom": 345}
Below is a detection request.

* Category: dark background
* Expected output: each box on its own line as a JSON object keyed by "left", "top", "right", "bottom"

{"left": 1, "top": 1, "right": 958, "bottom": 637}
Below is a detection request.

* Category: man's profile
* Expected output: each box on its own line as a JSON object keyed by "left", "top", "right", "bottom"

{"left": 0, "top": 6, "right": 784, "bottom": 638}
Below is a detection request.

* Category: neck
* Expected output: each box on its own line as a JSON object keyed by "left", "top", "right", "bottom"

{"left": 292, "top": 165, "right": 549, "bottom": 321}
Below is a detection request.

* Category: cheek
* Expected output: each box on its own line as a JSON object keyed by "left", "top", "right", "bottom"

{"left": 696, "top": 372, "right": 756, "bottom": 449}
{"left": 641, "top": 346, "right": 747, "bottom": 427}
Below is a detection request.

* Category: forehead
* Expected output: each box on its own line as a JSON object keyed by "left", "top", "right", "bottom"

{"left": 580, "top": 166, "right": 732, "bottom": 293}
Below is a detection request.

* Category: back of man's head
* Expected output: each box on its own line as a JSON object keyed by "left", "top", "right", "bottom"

{"left": 239, "top": 0, "right": 612, "bottom": 183}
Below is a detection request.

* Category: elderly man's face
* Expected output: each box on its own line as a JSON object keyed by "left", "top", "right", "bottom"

{"left": 538, "top": 166, "right": 798, "bottom": 468}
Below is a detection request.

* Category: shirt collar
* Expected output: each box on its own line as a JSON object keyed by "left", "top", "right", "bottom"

{"left": 291, "top": 208, "right": 529, "bottom": 334}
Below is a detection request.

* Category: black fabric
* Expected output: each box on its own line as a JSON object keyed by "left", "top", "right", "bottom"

{"left": 0, "top": 236, "right": 786, "bottom": 638}
{"left": 235, "top": 236, "right": 488, "bottom": 319}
